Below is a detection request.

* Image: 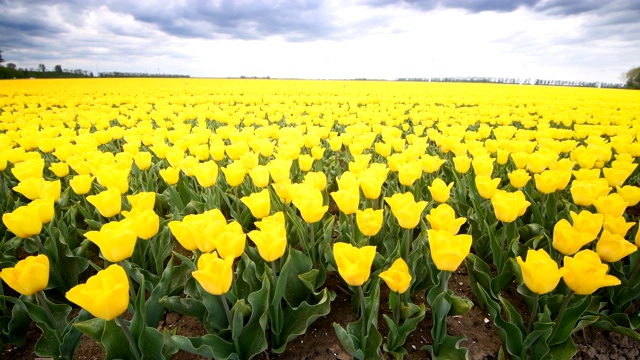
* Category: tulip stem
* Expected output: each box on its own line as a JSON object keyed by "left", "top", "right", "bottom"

{"left": 550, "top": 290, "right": 574, "bottom": 341}
{"left": 358, "top": 286, "right": 367, "bottom": 356}
{"left": 33, "top": 235, "right": 47, "bottom": 256}
{"left": 270, "top": 261, "right": 281, "bottom": 342}
{"left": 403, "top": 229, "right": 412, "bottom": 264}
{"left": 440, "top": 270, "right": 448, "bottom": 293}
{"left": 527, "top": 293, "right": 539, "bottom": 333}
{"left": 221, "top": 294, "right": 233, "bottom": 328}
{"left": 394, "top": 291, "right": 401, "bottom": 324}
{"left": 628, "top": 257, "right": 640, "bottom": 285}
{"left": 308, "top": 222, "right": 316, "bottom": 265}
{"left": 36, "top": 291, "right": 63, "bottom": 344}
{"left": 115, "top": 316, "right": 141, "bottom": 360}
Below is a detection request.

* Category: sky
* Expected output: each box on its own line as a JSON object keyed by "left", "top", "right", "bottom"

{"left": 0, "top": 0, "right": 639, "bottom": 83}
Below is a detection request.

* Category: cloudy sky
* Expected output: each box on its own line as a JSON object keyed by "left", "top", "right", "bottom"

{"left": 1, "top": 0, "right": 638, "bottom": 83}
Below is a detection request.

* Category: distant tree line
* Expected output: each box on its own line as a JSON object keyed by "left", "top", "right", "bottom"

{"left": 626, "top": 67, "right": 640, "bottom": 89}
{"left": 0, "top": 50, "right": 93, "bottom": 79}
{"left": 397, "top": 77, "right": 625, "bottom": 89}
{"left": 98, "top": 72, "right": 189, "bottom": 78}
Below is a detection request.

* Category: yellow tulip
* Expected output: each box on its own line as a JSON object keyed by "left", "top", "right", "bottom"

{"left": 222, "top": 161, "right": 246, "bottom": 187}
{"left": 96, "top": 167, "right": 129, "bottom": 195}
{"left": 66, "top": 264, "right": 129, "bottom": 320}
{"left": 0, "top": 254, "right": 49, "bottom": 295}
{"left": 303, "top": 172, "right": 327, "bottom": 192}
{"left": 249, "top": 165, "right": 270, "bottom": 188}
{"left": 426, "top": 204, "right": 467, "bottom": 235}
{"left": 453, "top": 155, "right": 471, "bottom": 174}
{"left": 336, "top": 171, "right": 360, "bottom": 191}
{"left": 13, "top": 177, "right": 45, "bottom": 200}
{"left": 420, "top": 155, "right": 445, "bottom": 174}
{"left": 241, "top": 189, "right": 271, "bottom": 219}
{"left": 272, "top": 179, "right": 293, "bottom": 204}
{"left": 491, "top": 190, "right": 530, "bottom": 223}
{"left": 292, "top": 187, "right": 327, "bottom": 223}
{"left": 192, "top": 161, "right": 219, "bottom": 188}
{"left": 508, "top": 169, "right": 531, "bottom": 188}
{"left": 134, "top": 151, "right": 152, "bottom": 170}
{"left": 593, "top": 193, "right": 628, "bottom": 217}
{"left": 87, "top": 188, "right": 122, "bottom": 218}
{"left": 127, "top": 192, "right": 156, "bottom": 211}
{"left": 602, "top": 214, "right": 635, "bottom": 237}
{"left": 11, "top": 158, "right": 44, "bottom": 181}
{"left": 159, "top": 166, "right": 181, "bottom": 185}
{"left": 331, "top": 187, "right": 360, "bottom": 215}
{"left": 562, "top": 250, "right": 621, "bottom": 295}
{"left": 49, "top": 162, "right": 69, "bottom": 177}
{"left": 525, "top": 153, "right": 553, "bottom": 174}
{"left": 192, "top": 252, "right": 234, "bottom": 296}
{"left": 475, "top": 175, "right": 500, "bottom": 200}
{"left": 510, "top": 152, "right": 529, "bottom": 170}
{"left": 2, "top": 204, "right": 43, "bottom": 238}
{"left": 168, "top": 216, "right": 199, "bottom": 252}
{"left": 603, "top": 167, "right": 632, "bottom": 187}
{"left": 552, "top": 219, "right": 594, "bottom": 256}
{"left": 311, "top": 146, "right": 325, "bottom": 160}
{"left": 427, "top": 229, "right": 472, "bottom": 272}
{"left": 534, "top": 171, "right": 561, "bottom": 194}
{"left": 385, "top": 192, "right": 428, "bottom": 229}
{"left": 268, "top": 158, "right": 292, "bottom": 183}
{"left": 355, "top": 208, "right": 384, "bottom": 237}
{"left": 516, "top": 249, "right": 565, "bottom": 295}
{"left": 570, "top": 179, "right": 611, "bottom": 207}
{"left": 298, "top": 154, "right": 315, "bottom": 172}
{"left": 428, "top": 178, "right": 453, "bottom": 203}
{"left": 37, "top": 180, "right": 61, "bottom": 201}
{"left": 596, "top": 230, "right": 638, "bottom": 262}
{"left": 359, "top": 166, "right": 388, "bottom": 199}
{"left": 472, "top": 156, "right": 494, "bottom": 177}
{"left": 569, "top": 210, "right": 603, "bottom": 241}
{"left": 85, "top": 219, "right": 138, "bottom": 262}
{"left": 333, "top": 242, "right": 376, "bottom": 286}
{"left": 215, "top": 222, "right": 246, "bottom": 260}
{"left": 121, "top": 208, "right": 159, "bottom": 240}
{"left": 379, "top": 258, "right": 411, "bottom": 294}
{"left": 69, "top": 174, "right": 95, "bottom": 195}
{"left": 328, "top": 137, "right": 342, "bottom": 151}
{"left": 28, "top": 198, "right": 55, "bottom": 224}
{"left": 616, "top": 185, "right": 640, "bottom": 207}
{"left": 248, "top": 212, "right": 287, "bottom": 262}
{"left": 572, "top": 168, "right": 601, "bottom": 181}
{"left": 398, "top": 161, "right": 422, "bottom": 187}
{"left": 636, "top": 227, "right": 640, "bottom": 247}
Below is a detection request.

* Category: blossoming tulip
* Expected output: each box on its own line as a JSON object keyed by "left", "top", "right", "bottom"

{"left": 333, "top": 242, "right": 376, "bottom": 286}
{"left": 268, "top": 158, "right": 292, "bottom": 183}
{"left": 552, "top": 219, "right": 594, "bottom": 256}
{"left": 11, "top": 158, "right": 44, "bottom": 181}
{"left": 379, "top": 258, "right": 411, "bottom": 294}
{"left": 249, "top": 165, "right": 270, "bottom": 188}
{"left": 292, "top": 187, "right": 327, "bottom": 223}
{"left": 562, "top": 250, "right": 621, "bottom": 295}
{"left": 215, "top": 222, "right": 246, "bottom": 260}
{"left": 85, "top": 219, "right": 138, "bottom": 262}
{"left": 602, "top": 214, "right": 635, "bottom": 237}
{"left": 2, "top": 204, "right": 43, "bottom": 238}
{"left": 398, "top": 161, "right": 422, "bottom": 187}
{"left": 66, "top": 264, "right": 129, "bottom": 320}
{"left": 428, "top": 178, "right": 453, "bottom": 203}
{"left": 222, "top": 161, "right": 246, "bottom": 187}
{"left": 159, "top": 166, "right": 180, "bottom": 185}
{"left": 28, "top": 198, "right": 55, "bottom": 224}
{"left": 570, "top": 179, "right": 611, "bottom": 207}
{"left": 596, "top": 230, "right": 637, "bottom": 263}
{"left": 121, "top": 208, "right": 159, "bottom": 240}
{"left": 12, "top": 177, "right": 45, "bottom": 200}
{"left": 475, "top": 175, "right": 500, "bottom": 199}
{"left": 428, "top": 229, "right": 472, "bottom": 271}
{"left": 516, "top": 249, "right": 565, "bottom": 294}
{"left": 355, "top": 208, "right": 384, "bottom": 237}
{"left": 385, "top": 192, "right": 428, "bottom": 229}
{"left": 331, "top": 187, "right": 360, "bottom": 215}
{"left": 472, "top": 156, "right": 494, "bottom": 177}
{"left": 0, "top": 254, "right": 49, "bottom": 295}
{"left": 453, "top": 155, "right": 471, "bottom": 174}
{"left": 425, "top": 204, "right": 467, "bottom": 235}
{"left": 508, "top": 169, "right": 531, "bottom": 188}
{"left": 248, "top": 212, "right": 287, "bottom": 262}
{"left": 491, "top": 190, "right": 531, "bottom": 223}
{"left": 568, "top": 210, "right": 603, "bottom": 241}
{"left": 87, "top": 187, "right": 122, "bottom": 218}
{"left": 241, "top": 189, "right": 271, "bottom": 219}
{"left": 127, "top": 191, "right": 155, "bottom": 211}
{"left": 359, "top": 166, "right": 388, "bottom": 199}
{"left": 193, "top": 161, "right": 219, "bottom": 187}
{"left": 593, "top": 193, "right": 628, "bottom": 217}
{"left": 298, "top": 154, "right": 314, "bottom": 172}
{"left": 96, "top": 167, "right": 130, "bottom": 194}
{"left": 69, "top": 174, "right": 95, "bottom": 195}
{"left": 616, "top": 185, "right": 640, "bottom": 207}
{"left": 192, "top": 252, "right": 234, "bottom": 296}
{"left": 134, "top": 151, "right": 152, "bottom": 170}
{"left": 49, "top": 162, "right": 69, "bottom": 177}
{"left": 534, "top": 171, "right": 561, "bottom": 194}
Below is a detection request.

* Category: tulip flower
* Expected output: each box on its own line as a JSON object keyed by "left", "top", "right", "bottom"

{"left": 66, "top": 264, "right": 129, "bottom": 320}
{"left": 298, "top": 154, "right": 315, "bottom": 172}
{"left": 428, "top": 178, "right": 454, "bottom": 203}
{"left": 303, "top": 172, "right": 327, "bottom": 192}
{"left": 428, "top": 229, "right": 472, "bottom": 272}
{"left": 379, "top": 258, "right": 411, "bottom": 294}
{"left": 69, "top": 174, "right": 95, "bottom": 195}
{"left": 241, "top": 189, "right": 271, "bottom": 219}
{"left": 331, "top": 187, "right": 360, "bottom": 215}
{"left": 552, "top": 219, "right": 594, "bottom": 256}
{"left": 398, "top": 161, "right": 422, "bottom": 187}
{"left": 49, "top": 162, "right": 69, "bottom": 177}
{"left": 491, "top": 190, "right": 531, "bottom": 223}
{"left": 385, "top": 192, "right": 428, "bottom": 229}
{"left": 475, "top": 175, "right": 500, "bottom": 200}
{"left": 534, "top": 171, "right": 562, "bottom": 194}
{"left": 337, "top": 171, "right": 360, "bottom": 191}
{"left": 192, "top": 252, "right": 234, "bottom": 296}
{"left": 508, "top": 169, "right": 531, "bottom": 188}
{"left": 426, "top": 204, "right": 467, "bottom": 235}
{"left": 472, "top": 156, "right": 494, "bottom": 177}
{"left": 572, "top": 168, "right": 601, "bottom": 181}
{"left": 133, "top": 151, "right": 152, "bottom": 170}
{"left": 215, "top": 222, "right": 246, "bottom": 260}
{"left": 272, "top": 179, "right": 293, "bottom": 204}
{"left": 268, "top": 158, "right": 292, "bottom": 183}
{"left": 248, "top": 212, "right": 287, "bottom": 262}
{"left": 516, "top": 249, "right": 565, "bottom": 295}
{"left": 355, "top": 208, "right": 384, "bottom": 237}
{"left": 249, "top": 165, "right": 270, "bottom": 188}
{"left": 603, "top": 167, "right": 632, "bottom": 187}
{"left": 85, "top": 219, "right": 138, "bottom": 262}
{"left": 159, "top": 166, "right": 181, "bottom": 185}
{"left": 222, "top": 161, "right": 246, "bottom": 187}
{"left": 96, "top": 167, "right": 130, "bottom": 195}
{"left": 562, "top": 250, "right": 621, "bottom": 295}
{"left": 453, "top": 155, "right": 471, "bottom": 174}
{"left": 193, "top": 161, "right": 219, "bottom": 188}
{"left": 333, "top": 242, "right": 376, "bottom": 286}
{"left": 169, "top": 211, "right": 225, "bottom": 253}
{"left": 593, "top": 193, "right": 628, "bottom": 217}
{"left": 87, "top": 187, "right": 122, "bottom": 218}
{"left": 11, "top": 158, "right": 44, "bottom": 181}
{"left": 126, "top": 191, "right": 156, "bottom": 211}
{"left": 602, "top": 214, "right": 635, "bottom": 237}
{"left": 421, "top": 155, "right": 445, "bottom": 174}
{"left": 570, "top": 179, "right": 611, "bottom": 207}
{"left": 0, "top": 254, "right": 49, "bottom": 295}
{"left": 596, "top": 230, "right": 638, "bottom": 263}
{"left": 636, "top": 227, "right": 640, "bottom": 247}
{"left": 292, "top": 187, "right": 328, "bottom": 224}
{"left": 28, "top": 198, "right": 55, "bottom": 224}
{"left": 13, "top": 177, "right": 45, "bottom": 200}
{"left": 121, "top": 208, "right": 159, "bottom": 240}
{"left": 2, "top": 204, "right": 43, "bottom": 238}
{"left": 359, "top": 166, "right": 388, "bottom": 199}
{"left": 568, "top": 210, "right": 603, "bottom": 241}
{"left": 37, "top": 180, "right": 61, "bottom": 201}
{"left": 616, "top": 185, "right": 640, "bottom": 207}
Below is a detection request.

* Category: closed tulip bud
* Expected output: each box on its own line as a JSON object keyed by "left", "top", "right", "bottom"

{"left": 375, "top": 142, "right": 392, "bottom": 157}
{"left": 192, "top": 252, "right": 234, "bottom": 296}
{"left": 572, "top": 168, "right": 601, "bottom": 181}
{"left": 134, "top": 151, "right": 152, "bottom": 170}
{"left": 292, "top": 188, "right": 327, "bottom": 223}
{"left": 491, "top": 190, "right": 530, "bottom": 223}
{"left": 222, "top": 161, "right": 246, "bottom": 187}
{"left": 127, "top": 191, "right": 155, "bottom": 211}
{"left": 241, "top": 189, "right": 271, "bottom": 219}
{"left": 0, "top": 254, "right": 49, "bottom": 295}
{"left": 328, "top": 137, "right": 342, "bottom": 151}
{"left": 427, "top": 229, "right": 472, "bottom": 272}
{"left": 603, "top": 167, "right": 632, "bottom": 187}
{"left": 168, "top": 217, "right": 199, "bottom": 251}
{"left": 593, "top": 193, "right": 628, "bottom": 217}
{"left": 249, "top": 165, "right": 270, "bottom": 188}
{"left": 398, "top": 161, "right": 422, "bottom": 186}
{"left": 379, "top": 258, "right": 411, "bottom": 294}
{"left": 87, "top": 188, "right": 122, "bottom": 218}
{"left": 298, "top": 154, "right": 315, "bottom": 172}
{"left": 472, "top": 156, "right": 494, "bottom": 177}
{"left": 616, "top": 185, "right": 640, "bottom": 207}
{"left": 96, "top": 167, "right": 129, "bottom": 195}
{"left": 570, "top": 179, "right": 611, "bottom": 207}
{"left": 602, "top": 214, "right": 635, "bottom": 237}
{"left": 66, "top": 264, "right": 129, "bottom": 320}
{"left": 333, "top": 242, "right": 376, "bottom": 286}
{"left": 2, "top": 204, "right": 42, "bottom": 238}
{"left": 69, "top": 174, "right": 95, "bottom": 195}
{"left": 85, "top": 219, "right": 137, "bottom": 262}
{"left": 215, "top": 222, "right": 246, "bottom": 260}
{"left": 508, "top": 169, "right": 531, "bottom": 188}
{"left": 268, "top": 158, "right": 292, "bottom": 183}
{"left": 596, "top": 230, "right": 638, "bottom": 262}
{"left": 311, "top": 146, "right": 325, "bottom": 160}
{"left": 421, "top": 155, "right": 445, "bottom": 174}
{"left": 385, "top": 192, "right": 428, "bottom": 229}
{"left": 49, "top": 162, "right": 69, "bottom": 177}
{"left": 453, "top": 156, "right": 471, "bottom": 174}
{"left": 249, "top": 212, "right": 287, "bottom": 262}
{"left": 193, "top": 161, "right": 219, "bottom": 188}
{"left": 37, "top": 180, "right": 61, "bottom": 201}
{"left": 562, "top": 250, "right": 621, "bottom": 295}
{"left": 426, "top": 204, "right": 467, "bottom": 235}
{"left": 569, "top": 210, "right": 603, "bottom": 241}
{"left": 496, "top": 149, "right": 510, "bottom": 165}
{"left": 13, "top": 177, "right": 45, "bottom": 200}
{"left": 510, "top": 152, "right": 529, "bottom": 170}
{"left": 475, "top": 175, "right": 501, "bottom": 199}
{"left": 336, "top": 171, "right": 360, "bottom": 192}
{"left": 516, "top": 249, "right": 565, "bottom": 295}
{"left": 359, "top": 168, "right": 387, "bottom": 200}
{"left": 121, "top": 208, "right": 159, "bottom": 240}
{"left": 534, "top": 171, "right": 561, "bottom": 194}
{"left": 525, "top": 153, "right": 553, "bottom": 174}
{"left": 428, "top": 178, "right": 454, "bottom": 203}
{"left": 11, "top": 158, "right": 44, "bottom": 181}
{"left": 28, "top": 198, "right": 55, "bottom": 224}
{"left": 331, "top": 187, "right": 360, "bottom": 215}
{"left": 356, "top": 208, "right": 384, "bottom": 236}
{"left": 553, "top": 219, "right": 595, "bottom": 256}
{"left": 303, "top": 172, "right": 327, "bottom": 192}
{"left": 159, "top": 166, "right": 181, "bottom": 185}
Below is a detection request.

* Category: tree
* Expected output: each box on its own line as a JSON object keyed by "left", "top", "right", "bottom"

{"left": 38, "top": 64, "right": 46, "bottom": 72}
{"left": 7, "top": 63, "right": 16, "bottom": 70}
{"left": 0, "top": 49, "right": 4, "bottom": 65}
{"left": 54, "top": 65, "right": 63, "bottom": 74}
{"left": 625, "top": 67, "right": 640, "bottom": 89}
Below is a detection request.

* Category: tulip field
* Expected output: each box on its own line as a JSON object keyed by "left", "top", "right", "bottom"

{"left": 1, "top": 78, "right": 640, "bottom": 359}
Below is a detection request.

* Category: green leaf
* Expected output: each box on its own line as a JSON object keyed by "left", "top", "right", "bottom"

{"left": 74, "top": 318, "right": 134, "bottom": 360}
{"left": 423, "top": 335, "right": 469, "bottom": 360}
{"left": 545, "top": 336, "right": 577, "bottom": 360}
{"left": 146, "top": 256, "right": 175, "bottom": 328}
{"left": 333, "top": 322, "right": 360, "bottom": 359}
{"left": 167, "top": 333, "right": 236, "bottom": 359}
{"left": 549, "top": 295, "right": 590, "bottom": 345}
{"left": 158, "top": 296, "right": 206, "bottom": 321}
{"left": 589, "top": 312, "right": 640, "bottom": 341}
{"left": 477, "top": 285, "right": 524, "bottom": 359}
{"left": 59, "top": 309, "right": 92, "bottom": 359}
{"left": 237, "top": 275, "right": 270, "bottom": 359}
{"left": 275, "top": 247, "right": 313, "bottom": 308}
{"left": 139, "top": 327, "right": 169, "bottom": 360}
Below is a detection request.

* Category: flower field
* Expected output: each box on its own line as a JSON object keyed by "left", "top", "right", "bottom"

{"left": 0, "top": 78, "right": 639, "bottom": 359}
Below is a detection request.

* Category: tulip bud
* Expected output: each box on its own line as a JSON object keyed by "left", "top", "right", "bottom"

{"left": 0, "top": 254, "right": 49, "bottom": 295}
{"left": 333, "top": 242, "right": 376, "bottom": 286}
{"left": 66, "top": 264, "right": 129, "bottom": 320}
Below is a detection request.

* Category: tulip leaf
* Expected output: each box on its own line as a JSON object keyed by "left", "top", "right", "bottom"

{"left": 274, "top": 247, "right": 312, "bottom": 308}
{"left": 382, "top": 303, "right": 426, "bottom": 357}
{"left": 74, "top": 318, "right": 134, "bottom": 360}
{"left": 423, "top": 334, "right": 469, "bottom": 360}
{"left": 146, "top": 256, "right": 175, "bottom": 328}
{"left": 1, "top": 302, "right": 30, "bottom": 347}
{"left": 47, "top": 227, "right": 91, "bottom": 290}
{"left": 157, "top": 296, "right": 206, "bottom": 321}
{"left": 476, "top": 285, "right": 524, "bottom": 359}
{"left": 545, "top": 337, "right": 577, "bottom": 360}
{"left": 166, "top": 333, "right": 236, "bottom": 359}
{"left": 333, "top": 322, "right": 360, "bottom": 358}
{"left": 549, "top": 295, "right": 590, "bottom": 345}
{"left": 465, "top": 254, "right": 493, "bottom": 308}
{"left": 196, "top": 282, "right": 228, "bottom": 333}
{"left": 59, "top": 309, "right": 92, "bottom": 359}
{"left": 140, "top": 327, "right": 172, "bottom": 360}
{"left": 589, "top": 312, "right": 640, "bottom": 341}
{"left": 298, "top": 269, "right": 319, "bottom": 293}
{"left": 236, "top": 275, "right": 269, "bottom": 359}
{"left": 84, "top": 218, "right": 104, "bottom": 230}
